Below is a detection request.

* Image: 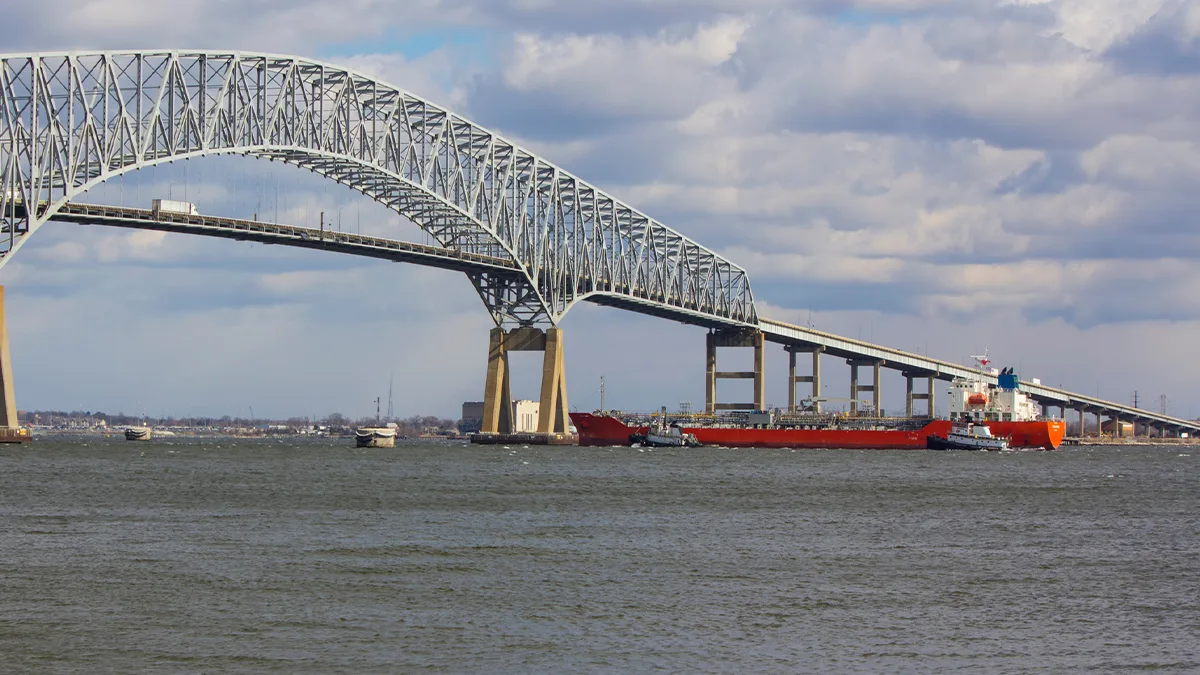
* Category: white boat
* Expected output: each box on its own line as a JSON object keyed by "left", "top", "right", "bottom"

{"left": 124, "top": 426, "right": 152, "bottom": 441}
{"left": 630, "top": 419, "right": 702, "bottom": 448}
{"left": 355, "top": 427, "right": 397, "bottom": 448}
{"left": 927, "top": 423, "right": 1009, "bottom": 451}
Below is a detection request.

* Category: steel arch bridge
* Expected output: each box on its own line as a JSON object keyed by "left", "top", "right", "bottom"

{"left": 0, "top": 50, "right": 756, "bottom": 328}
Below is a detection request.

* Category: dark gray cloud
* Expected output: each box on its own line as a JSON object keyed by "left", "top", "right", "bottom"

{"left": 1106, "top": 1, "right": 1200, "bottom": 75}
{"left": 753, "top": 278, "right": 923, "bottom": 315}
{"left": 994, "top": 153, "right": 1086, "bottom": 196}
{"left": 464, "top": 77, "right": 652, "bottom": 141}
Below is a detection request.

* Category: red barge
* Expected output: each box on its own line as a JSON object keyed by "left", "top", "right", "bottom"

{"left": 570, "top": 359, "right": 1066, "bottom": 451}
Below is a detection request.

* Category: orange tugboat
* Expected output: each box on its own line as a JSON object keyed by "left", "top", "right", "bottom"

{"left": 571, "top": 355, "right": 1065, "bottom": 451}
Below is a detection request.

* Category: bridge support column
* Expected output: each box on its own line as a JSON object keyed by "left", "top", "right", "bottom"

{"left": 754, "top": 332, "right": 766, "bottom": 410}
{"left": 482, "top": 327, "right": 513, "bottom": 434}
{"left": 906, "top": 377, "right": 912, "bottom": 417}
{"left": 537, "top": 328, "right": 570, "bottom": 434}
{"left": 706, "top": 330, "right": 766, "bottom": 413}
{"left": 905, "top": 374, "right": 935, "bottom": 418}
{"left": 0, "top": 286, "right": 16, "bottom": 429}
{"left": 848, "top": 359, "right": 884, "bottom": 417}
{"left": 787, "top": 346, "right": 823, "bottom": 413}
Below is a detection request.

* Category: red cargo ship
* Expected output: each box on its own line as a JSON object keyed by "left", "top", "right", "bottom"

{"left": 570, "top": 413, "right": 1064, "bottom": 450}
{"left": 570, "top": 357, "right": 1066, "bottom": 451}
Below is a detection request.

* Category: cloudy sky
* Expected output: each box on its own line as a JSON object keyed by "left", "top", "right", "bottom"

{"left": 3, "top": 0, "right": 1199, "bottom": 421}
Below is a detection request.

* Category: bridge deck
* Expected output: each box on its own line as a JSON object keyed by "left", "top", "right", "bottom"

{"left": 46, "top": 202, "right": 521, "bottom": 275}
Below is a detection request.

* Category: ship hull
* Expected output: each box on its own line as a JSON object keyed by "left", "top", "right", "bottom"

{"left": 355, "top": 428, "right": 397, "bottom": 448}
{"left": 124, "top": 427, "right": 152, "bottom": 441}
{"left": 571, "top": 414, "right": 1065, "bottom": 450}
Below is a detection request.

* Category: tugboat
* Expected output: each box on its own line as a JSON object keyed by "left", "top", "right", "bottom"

{"left": 629, "top": 415, "right": 702, "bottom": 448}
{"left": 927, "top": 422, "right": 1009, "bottom": 451}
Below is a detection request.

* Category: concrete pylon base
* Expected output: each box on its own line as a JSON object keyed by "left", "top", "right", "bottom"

{"left": 477, "top": 326, "right": 573, "bottom": 441}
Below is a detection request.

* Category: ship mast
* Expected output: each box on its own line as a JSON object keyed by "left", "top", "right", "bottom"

{"left": 971, "top": 345, "right": 991, "bottom": 371}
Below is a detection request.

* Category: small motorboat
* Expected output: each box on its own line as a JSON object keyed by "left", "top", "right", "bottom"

{"left": 630, "top": 419, "right": 702, "bottom": 448}
{"left": 927, "top": 423, "right": 1009, "bottom": 451}
{"left": 355, "top": 427, "right": 397, "bottom": 448}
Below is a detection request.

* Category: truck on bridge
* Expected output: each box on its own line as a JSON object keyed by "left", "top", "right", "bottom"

{"left": 151, "top": 199, "right": 199, "bottom": 217}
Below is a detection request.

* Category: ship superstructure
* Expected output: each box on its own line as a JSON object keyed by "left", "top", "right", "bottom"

{"left": 948, "top": 353, "right": 1042, "bottom": 423}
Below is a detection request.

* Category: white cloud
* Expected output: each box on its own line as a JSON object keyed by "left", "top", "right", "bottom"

{"left": 1052, "top": 0, "right": 1168, "bottom": 51}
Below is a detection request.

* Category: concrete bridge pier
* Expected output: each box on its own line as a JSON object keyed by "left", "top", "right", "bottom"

{"left": 904, "top": 373, "right": 936, "bottom": 418}
{"left": 706, "top": 330, "right": 766, "bottom": 413}
{"left": 481, "top": 326, "right": 570, "bottom": 437}
{"left": 0, "top": 287, "right": 16, "bottom": 428}
{"left": 482, "top": 327, "right": 514, "bottom": 434}
{"left": 1081, "top": 407, "right": 1095, "bottom": 436}
{"left": 0, "top": 287, "right": 28, "bottom": 443}
{"left": 787, "top": 346, "right": 822, "bottom": 413}
{"left": 848, "top": 359, "right": 884, "bottom": 417}
{"left": 537, "top": 328, "right": 570, "bottom": 434}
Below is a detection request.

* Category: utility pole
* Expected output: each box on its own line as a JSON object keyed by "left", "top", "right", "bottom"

{"left": 1133, "top": 390, "right": 1139, "bottom": 409}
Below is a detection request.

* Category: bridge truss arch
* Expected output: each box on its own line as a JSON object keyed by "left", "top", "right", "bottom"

{"left": 0, "top": 51, "right": 757, "bottom": 327}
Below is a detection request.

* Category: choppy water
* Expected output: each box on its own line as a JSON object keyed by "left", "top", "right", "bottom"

{"left": 1, "top": 437, "right": 1197, "bottom": 673}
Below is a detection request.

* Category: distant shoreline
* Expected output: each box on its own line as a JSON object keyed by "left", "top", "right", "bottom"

{"left": 1064, "top": 437, "right": 1200, "bottom": 446}
{"left": 23, "top": 429, "right": 470, "bottom": 441}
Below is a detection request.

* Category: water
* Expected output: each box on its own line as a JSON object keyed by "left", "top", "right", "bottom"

{"left": 1, "top": 437, "right": 1196, "bottom": 673}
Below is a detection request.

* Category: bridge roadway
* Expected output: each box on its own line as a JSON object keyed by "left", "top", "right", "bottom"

{"left": 47, "top": 201, "right": 521, "bottom": 275}
{"left": 42, "top": 201, "right": 1200, "bottom": 436}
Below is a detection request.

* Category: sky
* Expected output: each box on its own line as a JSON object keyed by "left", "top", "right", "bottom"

{"left": 3, "top": 0, "right": 1200, "bottom": 421}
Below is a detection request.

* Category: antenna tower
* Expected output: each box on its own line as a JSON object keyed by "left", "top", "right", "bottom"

{"left": 375, "top": 397, "right": 381, "bottom": 424}
{"left": 599, "top": 375, "right": 606, "bottom": 413}
{"left": 1160, "top": 394, "right": 1168, "bottom": 415}
{"left": 387, "top": 374, "right": 394, "bottom": 420}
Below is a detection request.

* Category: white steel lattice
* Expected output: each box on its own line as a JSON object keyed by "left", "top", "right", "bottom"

{"left": 0, "top": 51, "right": 757, "bottom": 327}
